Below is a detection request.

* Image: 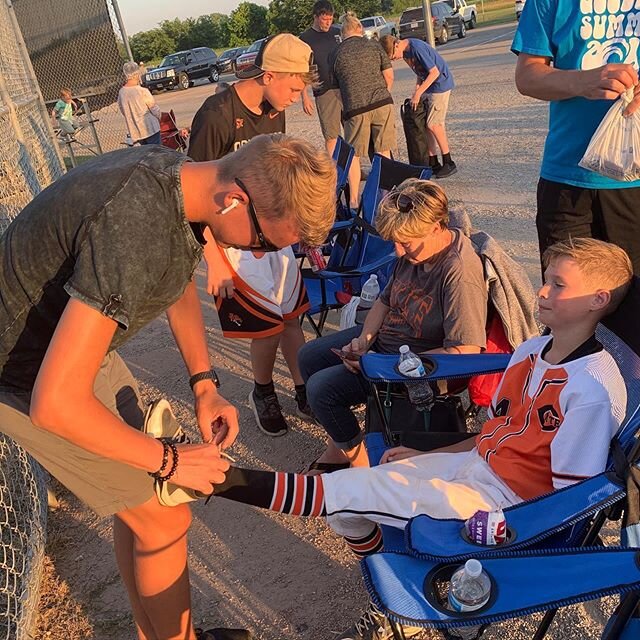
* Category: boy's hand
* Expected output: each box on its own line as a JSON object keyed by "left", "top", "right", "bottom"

{"left": 194, "top": 385, "right": 239, "bottom": 449}
{"left": 302, "top": 93, "right": 315, "bottom": 116}
{"left": 577, "top": 63, "right": 637, "bottom": 101}
{"left": 380, "top": 446, "right": 422, "bottom": 464}
{"left": 171, "top": 442, "right": 230, "bottom": 494}
{"left": 206, "top": 260, "right": 235, "bottom": 298}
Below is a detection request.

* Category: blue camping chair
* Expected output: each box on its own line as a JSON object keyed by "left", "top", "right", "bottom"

{"left": 303, "top": 155, "right": 432, "bottom": 337}
{"left": 358, "top": 279, "right": 640, "bottom": 639}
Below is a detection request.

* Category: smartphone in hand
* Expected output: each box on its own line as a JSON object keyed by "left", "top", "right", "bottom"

{"left": 330, "top": 347, "right": 360, "bottom": 362}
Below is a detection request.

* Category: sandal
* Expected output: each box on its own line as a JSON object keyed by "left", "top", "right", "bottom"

{"left": 303, "top": 456, "right": 351, "bottom": 474}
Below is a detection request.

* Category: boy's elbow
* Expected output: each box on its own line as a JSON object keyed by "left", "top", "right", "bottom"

{"left": 30, "top": 384, "right": 67, "bottom": 431}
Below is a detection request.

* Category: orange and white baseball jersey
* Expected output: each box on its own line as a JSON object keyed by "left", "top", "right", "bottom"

{"left": 476, "top": 335, "right": 626, "bottom": 501}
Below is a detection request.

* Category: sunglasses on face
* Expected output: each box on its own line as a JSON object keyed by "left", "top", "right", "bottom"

{"left": 231, "top": 178, "right": 280, "bottom": 253}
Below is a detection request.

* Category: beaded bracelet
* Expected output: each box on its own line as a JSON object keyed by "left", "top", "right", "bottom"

{"left": 160, "top": 441, "right": 179, "bottom": 482}
{"left": 148, "top": 441, "right": 170, "bottom": 479}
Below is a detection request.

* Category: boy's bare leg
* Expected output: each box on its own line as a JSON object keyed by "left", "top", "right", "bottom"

{"left": 114, "top": 515, "right": 156, "bottom": 640}
{"left": 427, "top": 123, "right": 450, "bottom": 155}
{"left": 426, "top": 129, "right": 439, "bottom": 156}
{"left": 279, "top": 317, "right": 305, "bottom": 386}
{"left": 348, "top": 155, "right": 361, "bottom": 209}
{"left": 250, "top": 335, "right": 280, "bottom": 384}
{"left": 117, "top": 498, "right": 196, "bottom": 640}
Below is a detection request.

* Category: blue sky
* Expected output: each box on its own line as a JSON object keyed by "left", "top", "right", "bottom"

{"left": 118, "top": 0, "right": 268, "bottom": 35}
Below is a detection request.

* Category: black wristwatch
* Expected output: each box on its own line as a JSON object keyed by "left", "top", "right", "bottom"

{"left": 189, "top": 369, "right": 220, "bottom": 390}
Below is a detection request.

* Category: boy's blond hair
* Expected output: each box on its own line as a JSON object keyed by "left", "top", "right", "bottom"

{"left": 342, "top": 11, "right": 363, "bottom": 37}
{"left": 272, "top": 70, "right": 320, "bottom": 88}
{"left": 60, "top": 87, "right": 72, "bottom": 99}
{"left": 542, "top": 238, "right": 633, "bottom": 313}
{"left": 216, "top": 133, "right": 337, "bottom": 246}
{"left": 376, "top": 178, "right": 449, "bottom": 242}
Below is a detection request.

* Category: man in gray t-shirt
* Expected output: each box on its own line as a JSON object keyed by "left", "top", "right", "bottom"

{"left": 330, "top": 12, "right": 396, "bottom": 208}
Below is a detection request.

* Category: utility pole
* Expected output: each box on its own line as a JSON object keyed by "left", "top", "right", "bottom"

{"left": 422, "top": 0, "right": 436, "bottom": 47}
{"left": 111, "top": 0, "right": 134, "bottom": 62}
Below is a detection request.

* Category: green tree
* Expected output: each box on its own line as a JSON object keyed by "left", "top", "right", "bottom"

{"left": 228, "top": 2, "right": 269, "bottom": 46}
{"left": 267, "top": 0, "right": 316, "bottom": 35}
{"left": 129, "top": 29, "right": 176, "bottom": 62}
{"left": 160, "top": 18, "right": 194, "bottom": 51}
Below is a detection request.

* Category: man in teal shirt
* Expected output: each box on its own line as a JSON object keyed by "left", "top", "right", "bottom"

{"left": 513, "top": 0, "right": 640, "bottom": 274}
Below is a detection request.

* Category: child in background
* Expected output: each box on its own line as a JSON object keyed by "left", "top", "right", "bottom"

{"left": 52, "top": 88, "right": 78, "bottom": 135}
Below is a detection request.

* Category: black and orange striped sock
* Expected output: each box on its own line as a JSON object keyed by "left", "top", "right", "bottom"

{"left": 213, "top": 467, "right": 326, "bottom": 517}
{"left": 344, "top": 526, "right": 384, "bottom": 558}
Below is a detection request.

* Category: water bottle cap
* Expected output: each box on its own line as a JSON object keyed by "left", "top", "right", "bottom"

{"left": 399, "top": 345, "right": 409, "bottom": 353}
{"left": 370, "top": 275, "right": 378, "bottom": 282}
{"left": 464, "top": 559, "right": 482, "bottom": 577}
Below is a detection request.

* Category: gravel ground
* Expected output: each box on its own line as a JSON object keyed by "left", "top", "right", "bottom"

{"left": 34, "top": 22, "right": 620, "bottom": 640}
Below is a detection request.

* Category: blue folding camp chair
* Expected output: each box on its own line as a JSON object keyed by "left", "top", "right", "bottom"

{"left": 333, "top": 136, "right": 355, "bottom": 223}
{"left": 303, "top": 155, "right": 432, "bottom": 336}
{"left": 357, "top": 279, "right": 640, "bottom": 639}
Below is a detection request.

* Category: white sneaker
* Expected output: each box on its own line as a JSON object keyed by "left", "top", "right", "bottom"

{"left": 143, "top": 398, "right": 206, "bottom": 507}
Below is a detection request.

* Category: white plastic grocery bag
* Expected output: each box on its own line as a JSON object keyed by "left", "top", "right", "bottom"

{"left": 579, "top": 88, "right": 640, "bottom": 182}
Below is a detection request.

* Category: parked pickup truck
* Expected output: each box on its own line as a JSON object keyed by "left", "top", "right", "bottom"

{"left": 360, "top": 15, "right": 397, "bottom": 40}
{"left": 443, "top": 0, "right": 477, "bottom": 29}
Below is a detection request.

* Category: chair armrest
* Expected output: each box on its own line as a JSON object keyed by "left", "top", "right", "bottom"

{"left": 406, "top": 470, "right": 625, "bottom": 562}
{"left": 360, "top": 353, "right": 512, "bottom": 384}
{"left": 362, "top": 547, "right": 640, "bottom": 631}
{"left": 312, "top": 252, "right": 397, "bottom": 280}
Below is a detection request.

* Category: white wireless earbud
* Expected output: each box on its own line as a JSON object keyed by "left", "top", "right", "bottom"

{"left": 220, "top": 199, "right": 240, "bottom": 215}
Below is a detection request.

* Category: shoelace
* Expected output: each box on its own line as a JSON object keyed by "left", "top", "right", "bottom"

{"left": 260, "top": 393, "right": 283, "bottom": 420}
{"left": 354, "top": 602, "right": 386, "bottom": 637}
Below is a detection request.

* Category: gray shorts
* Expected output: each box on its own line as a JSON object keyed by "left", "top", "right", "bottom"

{"left": 315, "top": 89, "right": 342, "bottom": 141}
{"left": 425, "top": 90, "right": 451, "bottom": 127}
{"left": 343, "top": 103, "right": 396, "bottom": 157}
{"left": 0, "top": 352, "right": 155, "bottom": 517}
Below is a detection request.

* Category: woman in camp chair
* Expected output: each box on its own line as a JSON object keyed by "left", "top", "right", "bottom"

{"left": 297, "top": 178, "right": 487, "bottom": 472}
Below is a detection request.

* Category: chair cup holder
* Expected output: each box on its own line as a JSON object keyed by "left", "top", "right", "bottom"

{"left": 460, "top": 524, "right": 516, "bottom": 546}
{"left": 423, "top": 563, "right": 497, "bottom": 617}
{"left": 394, "top": 356, "right": 437, "bottom": 379}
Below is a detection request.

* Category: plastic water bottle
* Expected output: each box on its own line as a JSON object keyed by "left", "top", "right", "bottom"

{"left": 355, "top": 274, "right": 380, "bottom": 324}
{"left": 397, "top": 345, "right": 434, "bottom": 411}
{"left": 447, "top": 559, "right": 491, "bottom": 639}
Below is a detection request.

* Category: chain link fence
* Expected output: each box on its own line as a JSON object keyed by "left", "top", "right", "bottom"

{"left": 0, "top": 0, "right": 64, "bottom": 233}
{"left": 0, "top": 439, "right": 48, "bottom": 640}
{"left": 13, "top": 0, "right": 132, "bottom": 169}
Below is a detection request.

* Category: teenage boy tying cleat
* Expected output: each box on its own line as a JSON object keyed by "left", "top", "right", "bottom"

{"left": 208, "top": 237, "right": 632, "bottom": 639}
{"left": 0, "top": 134, "right": 336, "bottom": 640}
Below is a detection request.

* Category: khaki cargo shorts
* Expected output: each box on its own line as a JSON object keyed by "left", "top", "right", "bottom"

{"left": 315, "top": 88, "right": 343, "bottom": 141}
{"left": 424, "top": 90, "right": 451, "bottom": 127}
{"left": 343, "top": 103, "right": 396, "bottom": 157}
{"left": 0, "top": 352, "right": 155, "bottom": 517}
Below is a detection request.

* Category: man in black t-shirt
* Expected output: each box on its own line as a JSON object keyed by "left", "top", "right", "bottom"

{"left": 188, "top": 35, "right": 326, "bottom": 439}
{"left": 0, "top": 135, "right": 336, "bottom": 640}
{"left": 300, "top": 0, "right": 343, "bottom": 155}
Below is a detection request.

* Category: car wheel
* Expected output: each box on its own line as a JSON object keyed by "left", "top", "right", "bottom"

{"left": 372, "top": 32, "right": 379, "bottom": 40}
{"left": 209, "top": 67, "right": 220, "bottom": 83}
{"left": 438, "top": 26, "right": 448, "bottom": 44}
{"left": 469, "top": 13, "right": 477, "bottom": 28}
{"left": 178, "top": 72, "right": 189, "bottom": 90}
{"left": 458, "top": 22, "right": 466, "bottom": 38}
{"left": 391, "top": 28, "right": 396, "bottom": 36}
